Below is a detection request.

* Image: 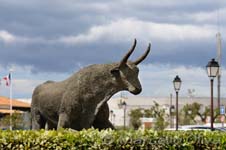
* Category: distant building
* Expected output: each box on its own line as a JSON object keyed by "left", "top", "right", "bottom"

{"left": 108, "top": 96, "right": 226, "bottom": 127}
{"left": 140, "top": 117, "right": 156, "bottom": 129}
{"left": 0, "top": 96, "right": 30, "bottom": 115}
{"left": 0, "top": 96, "right": 31, "bottom": 129}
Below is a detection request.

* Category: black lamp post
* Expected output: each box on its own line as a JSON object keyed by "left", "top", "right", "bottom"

{"left": 206, "top": 58, "right": 219, "bottom": 131}
{"left": 173, "top": 75, "right": 182, "bottom": 131}
{"left": 122, "top": 101, "right": 127, "bottom": 129}
{"left": 110, "top": 110, "right": 114, "bottom": 122}
{"left": 113, "top": 114, "right": 116, "bottom": 125}
{"left": 170, "top": 105, "right": 175, "bottom": 128}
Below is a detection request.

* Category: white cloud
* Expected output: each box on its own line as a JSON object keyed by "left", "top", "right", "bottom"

{"left": 121, "top": 0, "right": 214, "bottom": 7}
{"left": 0, "top": 16, "right": 222, "bottom": 46}
{"left": 0, "top": 30, "right": 15, "bottom": 43}
{"left": 58, "top": 18, "right": 217, "bottom": 45}
{"left": 0, "top": 30, "right": 47, "bottom": 45}
{"left": 186, "top": 7, "right": 226, "bottom": 24}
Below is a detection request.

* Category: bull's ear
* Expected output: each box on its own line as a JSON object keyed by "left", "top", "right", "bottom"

{"left": 110, "top": 67, "right": 120, "bottom": 77}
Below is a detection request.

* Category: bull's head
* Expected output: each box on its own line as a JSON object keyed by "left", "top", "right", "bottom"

{"left": 111, "top": 39, "right": 151, "bottom": 95}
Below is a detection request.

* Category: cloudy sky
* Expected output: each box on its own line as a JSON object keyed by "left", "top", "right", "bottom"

{"left": 0, "top": 0, "right": 226, "bottom": 99}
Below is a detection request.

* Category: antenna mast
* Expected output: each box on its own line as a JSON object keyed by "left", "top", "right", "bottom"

{"left": 216, "top": 32, "right": 222, "bottom": 109}
{"left": 216, "top": 3, "right": 222, "bottom": 109}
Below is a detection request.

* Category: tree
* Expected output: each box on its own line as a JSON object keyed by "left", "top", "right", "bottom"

{"left": 180, "top": 102, "right": 220, "bottom": 125}
{"left": 149, "top": 101, "right": 169, "bottom": 130}
{"left": 180, "top": 103, "right": 197, "bottom": 125}
{"left": 129, "top": 101, "right": 169, "bottom": 130}
{"left": 129, "top": 108, "right": 142, "bottom": 129}
{"left": 0, "top": 111, "right": 30, "bottom": 129}
{"left": 197, "top": 106, "right": 210, "bottom": 123}
{"left": 196, "top": 104, "right": 220, "bottom": 123}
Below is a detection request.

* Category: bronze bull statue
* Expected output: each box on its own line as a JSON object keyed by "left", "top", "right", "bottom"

{"left": 31, "top": 39, "right": 151, "bottom": 130}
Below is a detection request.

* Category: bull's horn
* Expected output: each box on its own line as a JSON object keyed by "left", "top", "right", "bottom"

{"left": 133, "top": 43, "right": 151, "bottom": 65}
{"left": 119, "top": 39, "right": 137, "bottom": 67}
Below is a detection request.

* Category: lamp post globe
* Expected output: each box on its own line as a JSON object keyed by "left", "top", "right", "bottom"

{"left": 173, "top": 75, "right": 182, "bottom": 92}
{"left": 122, "top": 101, "right": 127, "bottom": 109}
{"left": 170, "top": 105, "right": 175, "bottom": 113}
{"left": 206, "top": 58, "right": 219, "bottom": 78}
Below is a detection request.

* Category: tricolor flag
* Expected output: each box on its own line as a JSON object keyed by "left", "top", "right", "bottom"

{"left": 3, "top": 73, "right": 11, "bottom": 86}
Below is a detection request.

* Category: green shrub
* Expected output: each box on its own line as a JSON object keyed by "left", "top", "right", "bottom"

{"left": 0, "top": 128, "right": 226, "bottom": 149}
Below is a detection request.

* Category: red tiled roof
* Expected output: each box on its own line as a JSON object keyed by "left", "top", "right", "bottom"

{"left": 0, "top": 96, "right": 30, "bottom": 108}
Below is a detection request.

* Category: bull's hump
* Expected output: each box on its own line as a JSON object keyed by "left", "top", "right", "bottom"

{"left": 77, "top": 63, "right": 117, "bottom": 76}
{"left": 44, "top": 80, "right": 55, "bottom": 84}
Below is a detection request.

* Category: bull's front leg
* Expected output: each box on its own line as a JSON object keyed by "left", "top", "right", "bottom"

{"left": 92, "top": 102, "right": 115, "bottom": 130}
{"left": 57, "top": 100, "right": 88, "bottom": 130}
{"left": 57, "top": 112, "right": 70, "bottom": 129}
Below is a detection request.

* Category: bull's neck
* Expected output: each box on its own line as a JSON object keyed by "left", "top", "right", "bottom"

{"left": 67, "top": 64, "right": 125, "bottom": 101}
{"left": 95, "top": 77, "right": 123, "bottom": 99}
{"left": 94, "top": 82, "right": 123, "bottom": 115}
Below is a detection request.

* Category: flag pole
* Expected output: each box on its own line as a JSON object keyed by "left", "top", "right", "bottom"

{"left": 9, "top": 70, "right": 13, "bottom": 130}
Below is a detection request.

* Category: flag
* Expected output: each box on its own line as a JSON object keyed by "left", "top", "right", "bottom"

{"left": 3, "top": 73, "right": 11, "bottom": 86}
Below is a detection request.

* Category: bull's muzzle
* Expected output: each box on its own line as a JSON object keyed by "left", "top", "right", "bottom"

{"left": 131, "top": 88, "right": 142, "bottom": 95}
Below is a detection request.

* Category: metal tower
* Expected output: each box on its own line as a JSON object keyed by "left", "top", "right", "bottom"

{"left": 216, "top": 32, "right": 222, "bottom": 109}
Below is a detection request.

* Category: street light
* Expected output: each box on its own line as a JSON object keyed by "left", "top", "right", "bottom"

{"left": 206, "top": 58, "right": 219, "bottom": 131}
{"left": 122, "top": 101, "right": 127, "bottom": 129}
{"left": 173, "top": 75, "right": 182, "bottom": 131}
{"left": 110, "top": 110, "right": 114, "bottom": 122}
{"left": 113, "top": 114, "right": 116, "bottom": 125}
{"left": 170, "top": 105, "right": 175, "bottom": 128}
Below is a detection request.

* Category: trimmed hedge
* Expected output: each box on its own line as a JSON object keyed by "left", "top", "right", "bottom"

{"left": 0, "top": 128, "right": 226, "bottom": 149}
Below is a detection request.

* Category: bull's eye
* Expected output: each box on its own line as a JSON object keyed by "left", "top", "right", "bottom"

{"left": 134, "top": 68, "right": 139, "bottom": 74}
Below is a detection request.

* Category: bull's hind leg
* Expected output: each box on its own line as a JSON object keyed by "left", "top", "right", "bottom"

{"left": 57, "top": 112, "right": 70, "bottom": 129}
{"left": 92, "top": 102, "right": 115, "bottom": 130}
{"left": 46, "top": 121, "right": 57, "bottom": 130}
{"left": 31, "top": 109, "right": 46, "bottom": 130}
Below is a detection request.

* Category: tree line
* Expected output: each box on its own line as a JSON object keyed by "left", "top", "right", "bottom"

{"left": 129, "top": 101, "right": 222, "bottom": 130}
